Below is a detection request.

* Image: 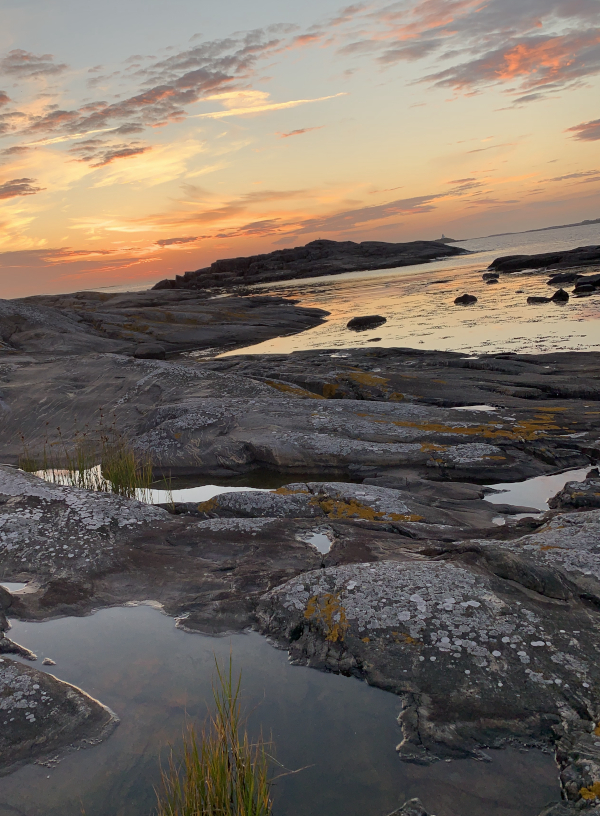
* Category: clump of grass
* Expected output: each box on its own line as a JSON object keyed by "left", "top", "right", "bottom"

{"left": 18, "top": 421, "right": 160, "bottom": 502}
{"left": 155, "top": 659, "right": 273, "bottom": 816}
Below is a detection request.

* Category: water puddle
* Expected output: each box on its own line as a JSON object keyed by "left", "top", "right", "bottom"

{"left": 0, "top": 582, "right": 27, "bottom": 593}
{"left": 0, "top": 605, "right": 559, "bottom": 816}
{"left": 450, "top": 405, "right": 498, "bottom": 413}
{"left": 486, "top": 466, "right": 593, "bottom": 512}
{"left": 300, "top": 529, "right": 333, "bottom": 553}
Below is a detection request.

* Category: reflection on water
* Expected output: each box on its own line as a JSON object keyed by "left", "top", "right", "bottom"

{"left": 1, "top": 606, "right": 559, "bottom": 816}
{"left": 219, "top": 222, "right": 600, "bottom": 358}
{"left": 487, "top": 467, "right": 593, "bottom": 511}
{"left": 0, "top": 582, "right": 27, "bottom": 592}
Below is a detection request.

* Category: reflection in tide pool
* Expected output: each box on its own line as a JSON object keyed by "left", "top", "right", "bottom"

{"left": 217, "top": 222, "right": 600, "bottom": 359}
{"left": 1, "top": 606, "right": 558, "bottom": 816}
{"left": 487, "top": 467, "right": 592, "bottom": 512}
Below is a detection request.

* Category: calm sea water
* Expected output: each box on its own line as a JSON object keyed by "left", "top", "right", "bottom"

{"left": 0, "top": 605, "right": 559, "bottom": 816}
{"left": 218, "top": 221, "right": 600, "bottom": 357}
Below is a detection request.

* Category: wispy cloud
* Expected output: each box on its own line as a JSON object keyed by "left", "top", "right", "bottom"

{"left": 567, "top": 118, "right": 600, "bottom": 141}
{"left": 68, "top": 138, "right": 152, "bottom": 167}
{"left": 278, "top": 126, "right": 324, "bottom": 138}
{"left": 0, "top": 177, "right": 44, "bottom": 199}
{"left": 192, "top": 93, "right": 345, "bottom": 120}
{"left": 0, "top": 49, "right": 68, "bottom": 79}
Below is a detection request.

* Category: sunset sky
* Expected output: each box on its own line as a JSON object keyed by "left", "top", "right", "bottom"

{"left": 1, "top": 0, "right": 599, "bottom": 297}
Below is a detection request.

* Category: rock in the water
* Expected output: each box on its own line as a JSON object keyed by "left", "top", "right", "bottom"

{"left": 347, "top": 315, "right": 387, "bottom": 331}
{"left": 574, "top": 283, "right": 595, "bottom": 294}
{"left": 485, "top": 278, "right": 498, "bottom": 284}
{"left": 133, "top": 342, "right": 166, "bottom": 360}
{"left": 490, "top": 245, "right": 600, "bottom": 274}
{"left": 0, "top": 657, "right": 118, "bottom": 772}
{"left": 528, "top": 296, "right": 551, "bottom": 304}
{"left": 482, "top": 272, "right": 499, "bottom": 280}
{"left": 552, "top": 289, "right": 569, "bottom": 303}
{"left": 454, "top": 294, "right": 477, "bottom": 305}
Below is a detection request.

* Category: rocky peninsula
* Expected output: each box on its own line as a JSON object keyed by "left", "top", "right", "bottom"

{"left": 152, "top": 239, "right": 468, "bottom": 291}
{"left": 2, "top": 255, "right": 600, "bottom": 812}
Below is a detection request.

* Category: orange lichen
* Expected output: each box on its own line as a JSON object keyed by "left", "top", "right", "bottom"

{"left": 420, "top": 443, "right": 448, "bottom": 452}
{"left": 580, "top": 782, "right": 600, "bottom": 800}
{"left": 273, "top": 487, "right": 309, "bottom": 495}
{"left": 304, "top": 593, "right": 349, "bottom": 642}
{"left": 391, "top": 412, "right": 562, "bottom": 441}
{"left": 347, "top": 371, "right": 390, "bottom": 387}
{"left": 264, "top": 380, "right": 323, "bottom": 399}
{"left": 196, "top": 497, "right": 218, "bottom": 512}
{"left": 313, "top": 496, "right": 422, "bottom": 523}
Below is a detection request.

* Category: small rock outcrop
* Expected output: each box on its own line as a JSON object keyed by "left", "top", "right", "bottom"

{"left": 454, "top": 294, "right": 477, "bottom": 305}
{"left": 347, "top": 315, "right": 387, "bottom": 331}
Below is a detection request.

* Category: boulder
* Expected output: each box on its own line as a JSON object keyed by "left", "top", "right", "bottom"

{"left": 454, "top": 294, "right": 477, "bottom": 305}
{"left": 133, "top": 342, "right": 167, "bottom": 360}
{"left": 528, "top": 296, "right": 551, "bottom": 304}
{"left": 552, "top": 289, "right": 569, "bottom": 303}
{"left": 485, "top": 278, "right": 499, "bottom": 284}
{"left": 482, "top": 272, "right": 499, "bottom": 280}
{"left": 347, "top": 315, "right": 387, "bottom": 331}
{"left": 548, "top": 470, "right": 600, "bottom": 510}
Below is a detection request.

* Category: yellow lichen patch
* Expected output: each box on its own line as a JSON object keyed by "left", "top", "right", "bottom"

{"left": 594, "top": 724, "right": 600, "bottom": 736}
{"left": 484, "top": 455, "right": 507, "bottom": 461}
{"left": 313, "top": 497, "right": 421, "bottom": 523}
{"left": 540, "top": 545, "right": 563, "bottom": 551}
{"left": 420, "top": 443, "right": 448, "bottom": 452}
{"left": 347, "top": 371, "right": 390, "bottom": 387}
{"left": 196, "top": 497, "right": 218, "bottom": 512}
{"left": 304, "top": 593, "right": 349, "bottom": 642}
{"left": 362, "top": 637, "right": 371, "bottom": 644}
{"left": 273, "top": 487, "right": 309, "bottom": 495}
{"left": 580, "top": 782, "right": 600, "bottom": 800}
{"left": 264, "top": 380, "right": 324, "bottom": 399}
{"left": 432, "top": 379, "right": 447, "bottom": 385}
{"left": 323, "top": 383, "right": 341, "bottom": 398}
{"left": 389, "top": 392, "right": 405, "bottom": 402}
{"left": 400, "top": 633, "right": 421, "bottom": 646}
{"left": 392, "top": 413, "right": 562, "bottom": 442}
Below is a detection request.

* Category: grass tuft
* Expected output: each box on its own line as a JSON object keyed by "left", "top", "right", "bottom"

{"left": 155, "top": 658, "right": 273, "bottom": 816}
{"left": 18, "top": 423, "right": 167, "bottom": 503}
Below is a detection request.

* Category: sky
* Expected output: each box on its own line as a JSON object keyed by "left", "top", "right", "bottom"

{"left": 0, "top": 0, "right": 599, "bottom": 298}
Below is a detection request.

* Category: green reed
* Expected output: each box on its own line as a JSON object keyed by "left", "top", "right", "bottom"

{"left": 155, "top": 659, "right": 273, "bottom": 816}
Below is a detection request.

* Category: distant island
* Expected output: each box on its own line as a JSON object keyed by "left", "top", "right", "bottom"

{"left": 432, "top": 218, "right": 599, "bottom": 246}
{"left": 477, "top": 217, "right": 600, "bottom": 241}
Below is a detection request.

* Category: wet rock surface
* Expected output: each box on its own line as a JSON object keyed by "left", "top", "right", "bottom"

{"left": 0, "top": 656, "right": 118, "bottom": 773}
{"left": 3, "top": 327, "right": 600, "bottom": 810}
{"left": 0, "top": 291, "right": 327, "bottom": 356}
{"left": 151, "top": 238, "right": 468, "bottom": 292}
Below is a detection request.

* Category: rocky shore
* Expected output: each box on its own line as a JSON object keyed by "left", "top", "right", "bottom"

{"left": 3, "top": 273, "right": 600, "bottom": 812}
{"left": 152, "top": 238, "right": 468, "bottom": 292}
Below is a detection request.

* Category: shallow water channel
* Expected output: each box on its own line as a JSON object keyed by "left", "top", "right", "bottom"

{"left": 0, "top": 605, "right": 559, "bottom": 816}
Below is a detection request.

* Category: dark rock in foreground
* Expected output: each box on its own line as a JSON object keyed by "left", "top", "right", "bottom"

{"left": 0, "top": 292, "right": 327, "bottom": 356}
{"left": 490, "top": 245, "right": 600, "bottom": 274}
{"left": 152, "top": 239, "right": 468, "bottom": 292}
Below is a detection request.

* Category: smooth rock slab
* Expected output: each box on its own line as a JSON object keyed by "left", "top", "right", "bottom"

{"left": 0, "top": 657, "right": 117, "bottom": 773}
